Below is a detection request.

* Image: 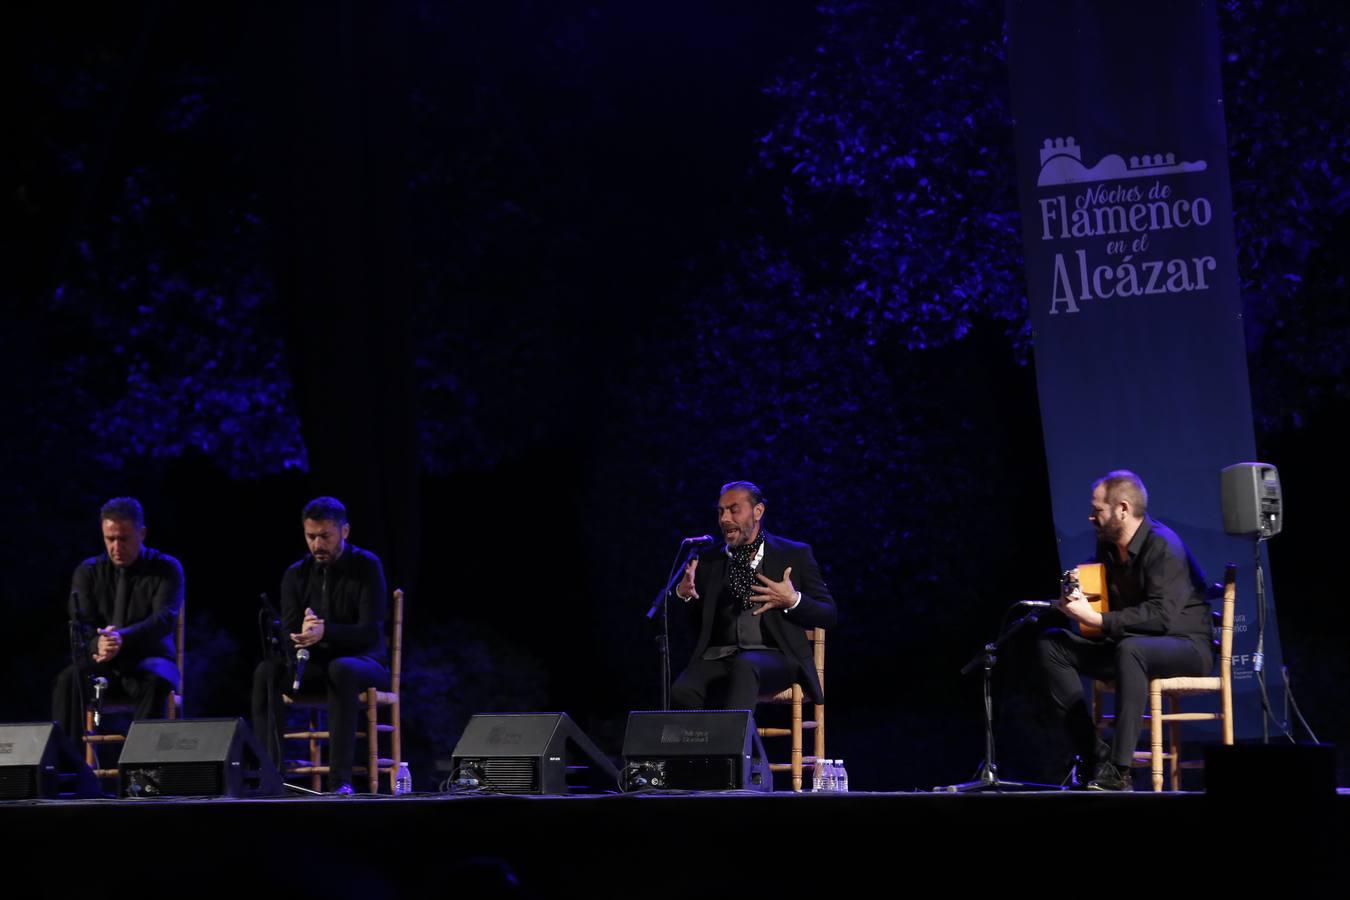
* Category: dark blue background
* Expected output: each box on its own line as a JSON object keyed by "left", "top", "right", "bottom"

{"left": 1009, "top": 0, "right": 1282, "bottom": 737}
{"left": 2, "top": 0, "right": 1345, "bottom": 789}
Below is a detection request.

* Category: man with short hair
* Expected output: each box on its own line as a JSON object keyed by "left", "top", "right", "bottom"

{"left": 670, "top": 481, "right": 837, "bottom": 712}
{"left": 53, "top": 497, "right": 184, "bottom": 745}
{"left": 1038, "top": 470, "right": 1214, "bottom": 791}
{"left": 251, "top": 496, "right": 389, "bottom": 794}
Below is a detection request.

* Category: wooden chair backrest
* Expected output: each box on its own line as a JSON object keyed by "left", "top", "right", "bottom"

{"left": 1217, "top": 563, "right": 1236, "bottom": 681}
{"left": 803, "top": 628, "right": 825, "bottom": 695}
{"left": 389, "top": 589, "right": 404, "bottom": 693}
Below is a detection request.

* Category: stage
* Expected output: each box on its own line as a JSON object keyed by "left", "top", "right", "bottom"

{"left": 7, "top": 788, "right": 1345, "bottom": 894}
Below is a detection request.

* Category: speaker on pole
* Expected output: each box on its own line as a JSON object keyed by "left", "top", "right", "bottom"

{"left": 621, "top": 709, "right": 772, "bottom": 792}
{"left": 1221, "top": 462, "right": 1282, "bottom": 538}
{"left": 449, "top": 712, "right": 619, "bottom": 794}
{"left": 0, "top": 722, "right": 101, "bottom": 800}
{"left": 117, "top": 718, "right": 282, "bottom": 798}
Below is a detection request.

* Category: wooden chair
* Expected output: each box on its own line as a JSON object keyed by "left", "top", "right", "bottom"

{"left": 83, "top": 599, "right": 186, "bottom": 779}
{"left": 283, "top": 588, "right": 404, "bottom": 793}
{"left": 1092, "top": 564, "right": 1236, "bottom": 790}
{"left": 1147, "top": 563, "right": 1236, "bottom": 791}
{"left": 757, "top": 628, "right": 825, "bottom": 792}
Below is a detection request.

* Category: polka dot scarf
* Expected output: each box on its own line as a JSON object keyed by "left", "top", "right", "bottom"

{"left": 728, "top": 530, "right": 766, "bottom": 611}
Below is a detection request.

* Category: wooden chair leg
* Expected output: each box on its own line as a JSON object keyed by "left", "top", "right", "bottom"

{"left": 790, "top": 685, "right": 804, "bottom": 793}
{"left": 391, "top": 700, "right": 402, "bottom": 794}
{"left": 1150, "top": 681, "right": 1164, "bottom": 792}
{"left": 308, "top": 710, "right": 322, "bottom": 793}
{"left": 1168, "top": 695, "right": 1182, "bottom": 791}
{"left": 366, "top": 691, "right": 380, "bottom": 795}
{"left": 84, "top": 709, "right": 98, "bottom": 771}
{"left": 814, "top": 698, "right": 825, "bottom": 777}
{"left": 1221, "top": 682, "right": 1234, "bottom": 746}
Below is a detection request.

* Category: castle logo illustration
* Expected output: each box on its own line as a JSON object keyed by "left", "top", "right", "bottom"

{"left": 1037, "top": 136, "right": 1207, "bottom": 187}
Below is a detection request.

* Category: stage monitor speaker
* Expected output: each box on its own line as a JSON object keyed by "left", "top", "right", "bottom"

{"left": 621, "top": 709, "right": 772, "bottom": 793}
{"left": 1221, "top": 462, "right": 1282, "bottom": 538}
{"left": 1205, "top": 742, "right": 1336, "bottom": 798}
{"left": 118, "top": 718, "right": 282, "bottom": 798}
{"left": 449, "top": 712, "right": 620, "bottom": 794}
{"left": 0, "top": 722, "right": 101, "bottom": 800}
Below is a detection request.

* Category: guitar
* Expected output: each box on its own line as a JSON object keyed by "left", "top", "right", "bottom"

{"left": 1061, "top": 563, "right": 1110, "bottom": 639}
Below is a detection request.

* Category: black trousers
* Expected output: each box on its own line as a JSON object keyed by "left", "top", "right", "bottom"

{"left": 1036, "top": 628, "right": 1213, "bottom": 768}
{"left": 251, "top": 654, "right": 389, "bottom": 787}
{"left": 671, "top": 649, "right": 799, "bottom": 711}
{"left": 52, "top": 657, "right": 176, "bottom": 747}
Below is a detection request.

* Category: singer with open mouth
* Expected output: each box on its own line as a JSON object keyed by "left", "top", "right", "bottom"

{"left": 669, "top": 480, "right": 837, "bottom": 714}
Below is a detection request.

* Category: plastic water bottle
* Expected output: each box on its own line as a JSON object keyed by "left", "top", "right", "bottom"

{"left": 834, "top": 758, "right": 849, "bottom": 793}
{"left": 821, "top": 759, "right": 837, "bottom": 792}
{"left": 395, "top": 762, "right": 412, "bottom": 795}
{"left": 812, "top": 759, "right": 826, "bottom": 792}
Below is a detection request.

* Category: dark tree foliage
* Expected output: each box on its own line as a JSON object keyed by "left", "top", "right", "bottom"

{"left": 581, "top": 0, "right": 1347, "bottom": 715}
{"left": 1220, "top": 1, "right": 1350, "bottom": 429}
{"left": 407, "top": 3, "right": 611, "bottom": 475}
{"left": 757, "top": 1, "right": 1028, "bottom": 355}
{"left": 738, "top": 0, "right": 1348, "bottom": 432}
{"left": 21, "top": 8, "right": 307, "bottom": 480}
{"left": 583, "top": 3, "right": 1031, "bottom": 648}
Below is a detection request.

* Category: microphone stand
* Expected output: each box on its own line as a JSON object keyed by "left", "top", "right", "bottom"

{"left": 645, "top": 541, "right": 705, "bottom": 710}
{"left": 1249, "top": 536, "right": 1295, "bottom": 742}
{"left": 258, "top": 593, "right": 290, "bottom": 771}
{"left": 936, "top": 602, "right": 1065, "bottom": 792}
{"left": 66, "top": 591, "right": 93, "bottom": 742}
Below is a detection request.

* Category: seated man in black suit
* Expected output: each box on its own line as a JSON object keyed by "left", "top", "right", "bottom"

{"left": 1037, "top": 470, "right": 1214, "bottom": 791}
{"left": 53, "top": 497, "right": 184, "bottom": 745}
{"left": 670, "top": 480, "right": 837, "bottom": 712}
{"left": 251, "top": 496, "right": 389, "bottom": 794}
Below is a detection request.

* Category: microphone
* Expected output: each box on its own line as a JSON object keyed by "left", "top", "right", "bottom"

{"left": 293, "top": 648, "right": 310, "bottom": 692}
{"left": 92, "top": 676, "right": 109, "bottom": 728}
{"left": 681, "top": 535, "right": 716, "bottom": 547}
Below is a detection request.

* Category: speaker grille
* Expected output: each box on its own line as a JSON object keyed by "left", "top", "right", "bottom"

{"left": 160, "top": 762, "right": 224, "bottom": 795}
{"left": 0, "top": 768, "right": 38, "bottom": 800}
{"left": 482, "top": 757, "right": 541, "bottom": 794}
{"left": 124, "top": 763, "right": 224, "bottom": 797}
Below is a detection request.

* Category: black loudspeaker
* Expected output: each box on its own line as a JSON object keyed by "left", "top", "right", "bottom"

{"left": 1205, "top": 743, "right": 1336, "bottom": 798}
{"left": 449, "top": 712, "right": 620, "bottom": 794}
{"left": 118, "top": 718, "right": 282, "bottom": 798}
{"left": 0, "top": 722, "right": 101, "bottom": 800}
{"left": 621, "top": 710, "right": 772, "bottom": 793}
{"left": 1221, "top": 462, "right": 1282, "bottom": 538}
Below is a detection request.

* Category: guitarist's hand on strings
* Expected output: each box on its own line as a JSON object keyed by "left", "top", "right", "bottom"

{"left": 1059, "top": 585, "right": 1103, "bottom": 629}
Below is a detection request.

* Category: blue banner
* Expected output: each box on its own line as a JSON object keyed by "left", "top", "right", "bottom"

{"left": 1007, "top": 0, "right": 1283, "bottom": 738}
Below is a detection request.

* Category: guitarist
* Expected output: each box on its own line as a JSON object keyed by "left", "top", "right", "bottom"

{"left": 1037, "top": 470, "right": 1214, "bottom": 791}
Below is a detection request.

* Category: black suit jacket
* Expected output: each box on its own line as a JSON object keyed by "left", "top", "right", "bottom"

{"left": 280, "top": 544, "right": 388, "bottom": 662}
{"left": 684, "top": 531, "right": 836, "bottom": 703}
{"left": 69, "top": 546, "right": 183, "bottom": 686}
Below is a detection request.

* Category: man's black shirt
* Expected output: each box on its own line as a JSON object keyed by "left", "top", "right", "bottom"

{"left": 70, "top": 546, "right": 183, "bottom": 663}
{"left": 1096, "top": 517, "right": 1212, "bottom": 643}
{"left": 280, "top": 544, "right": 387, "bottom": 662}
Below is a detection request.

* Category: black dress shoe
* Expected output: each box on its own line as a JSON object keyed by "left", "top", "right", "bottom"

{"left": 1086, "top": 762, "right": 1133, "bottom": 792}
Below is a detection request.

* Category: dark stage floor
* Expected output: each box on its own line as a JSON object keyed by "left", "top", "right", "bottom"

{"left": 6, "top": 788, "right": 1345, "bottom": 895}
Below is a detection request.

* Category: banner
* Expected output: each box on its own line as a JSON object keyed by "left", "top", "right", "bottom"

{"left": 1007, "top": 0, "right": 1284, "bottom": 737}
